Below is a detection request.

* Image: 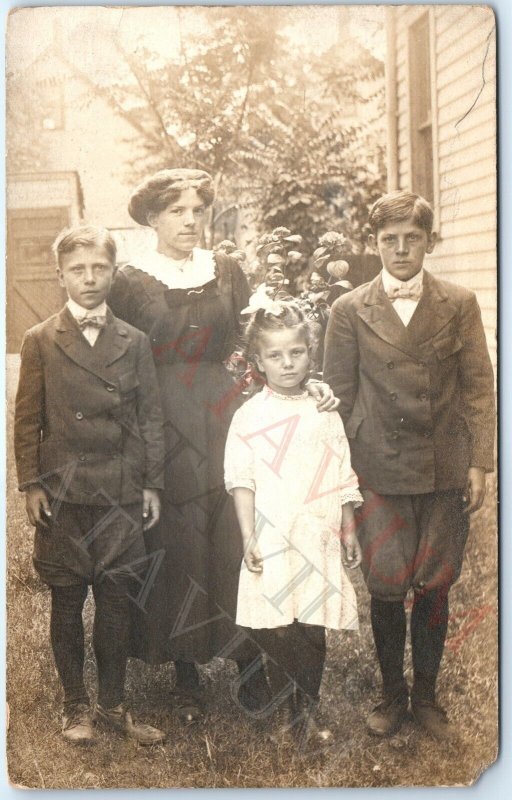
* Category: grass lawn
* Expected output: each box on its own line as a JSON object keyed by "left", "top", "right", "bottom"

{"left": 5, "top": 355, "right": 498, "bottom": 788}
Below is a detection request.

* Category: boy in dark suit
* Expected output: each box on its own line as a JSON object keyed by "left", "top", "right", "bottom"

{"left": 324, "top": 191, "right": 495, "bottom": 740}
{"left": 14, "top": 225, "right": 166, "bottom": 745}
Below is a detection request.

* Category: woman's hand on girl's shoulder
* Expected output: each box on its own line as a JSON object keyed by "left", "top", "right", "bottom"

{"left": 305, "top": 379, "right": 340, "bottom": 412}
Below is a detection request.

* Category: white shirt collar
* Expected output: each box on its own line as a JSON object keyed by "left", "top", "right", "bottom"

{"left": 67, "top": 298, "right": 107, "bottom": 318}
{"left": 131, "top": 247, "right": 215, "bottom": 290}
{"left": 381, "top": 266, "right": 423, "bottom": 292}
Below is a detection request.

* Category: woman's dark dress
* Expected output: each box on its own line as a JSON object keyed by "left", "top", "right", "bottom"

{"left": 108, "top": 252, "right": 256, "bottom": 664}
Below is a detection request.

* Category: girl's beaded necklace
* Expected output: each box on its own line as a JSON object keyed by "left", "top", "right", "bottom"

{"left": 264, "top": 386, "right": 309, "bottom": 401}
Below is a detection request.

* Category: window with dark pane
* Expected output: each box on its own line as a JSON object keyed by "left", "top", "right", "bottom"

{"left": 408, "top": 13, "right": 434, "bottom": 202}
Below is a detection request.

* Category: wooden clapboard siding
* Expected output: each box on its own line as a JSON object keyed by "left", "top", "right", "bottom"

{"left": 440, "top": 193, "right": 496, "bottom": 224}
{"left": 438, "top": 118, "right": 495, "bottom": 158}
{"left": 436, "top": 16, "right": 490, "bottom": 72}
{"left": 441, "top": 156, "right": 496, "bottom": 193}
{"left": 428, "top": 256, "right": 495, "bottom": 276}
{"left": 437, "top": 100, "right": 495, "bottom": 146}
{"left": 388, "top": 5, "right": 497, "bottom": 367}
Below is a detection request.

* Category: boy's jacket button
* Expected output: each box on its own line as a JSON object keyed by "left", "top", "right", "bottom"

{"left": 75, "top": 411, "right": 84, "bottom": 420}
{"left": 389, "top": 392, "right": 398, "bottom": 401}
{"left": 387, "top": 361, "right": 394, "bottom": 369}
{"left": 78, "top": 454, "right": 86, "bottom": 461}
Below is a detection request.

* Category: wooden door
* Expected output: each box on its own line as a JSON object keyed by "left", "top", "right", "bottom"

{"left": 7, "top": 208, "right": 70, "bottom": 352}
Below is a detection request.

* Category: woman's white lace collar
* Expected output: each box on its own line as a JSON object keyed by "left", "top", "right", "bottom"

{"left": 130, "top": 247, "right": 215, "bottom": 289}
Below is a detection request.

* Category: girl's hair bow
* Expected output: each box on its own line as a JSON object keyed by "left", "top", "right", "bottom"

{"left": 240, "top": 285, "right": 286, "bottom": 317}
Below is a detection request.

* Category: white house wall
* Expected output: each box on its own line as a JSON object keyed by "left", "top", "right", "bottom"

{"left": 391, "top": 5, "right": 496, "bottom": 367}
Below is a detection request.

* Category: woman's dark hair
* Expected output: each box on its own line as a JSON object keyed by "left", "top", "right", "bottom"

{"left": 128, "top": 168, "right": 215, "bottom": 226}
{"left": 369, "top": 190, "right": 434, "bottom": 235}
{"left": 52, "top": 224, "right": 117, "bottom": 267}
{"left": 243, "top": 301, "right": 316, "bottom": 366}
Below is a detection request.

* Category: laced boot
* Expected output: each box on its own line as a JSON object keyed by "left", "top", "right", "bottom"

{"left": 95, "top": 703, "right": 166, "bottom": 745}
{"left": 366, "top": 692, "right": 409, "bottom": 737}
{"left": 62, "top": 702, "right": 95, "bottom": 745}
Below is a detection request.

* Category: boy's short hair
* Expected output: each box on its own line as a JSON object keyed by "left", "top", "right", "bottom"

{"left": 369, "top": 190, "right": 434, "bottom": 235}
{"left": 52, "top": 225, "right": 117, "bottom": 267}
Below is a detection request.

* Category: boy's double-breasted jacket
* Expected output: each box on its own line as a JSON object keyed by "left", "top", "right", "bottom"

{"left": 14, "top": 306, "right": 165, "bottom": 506}
{"left": 323, "top": 270, "right": 495, "bottom": 496}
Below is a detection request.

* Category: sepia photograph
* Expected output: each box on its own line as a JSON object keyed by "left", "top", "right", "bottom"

{"left": 4, "top": 3, "right": 497, "bottom": 790}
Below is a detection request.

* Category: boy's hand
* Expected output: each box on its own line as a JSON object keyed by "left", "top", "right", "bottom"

{"left": 142, "top": 489, "right": 161, "bottom": 530}
{"left": 305, "top": 380, "right": 340, "bottom": 412}
{"left": 243, "top": 541, "right": 263, "bottom": 574}
{"left": 25, "top": 486, "right": 52, "bottom": 528}
{"left": 341, "top": 533, "right": 362, "bottom": 569}
{"left": 464, "top": 467, "right": 486, "bottom": 513}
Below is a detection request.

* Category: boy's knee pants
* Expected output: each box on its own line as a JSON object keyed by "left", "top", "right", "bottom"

{"left": 357, "top": 489, "right": 469, "bottom": 601}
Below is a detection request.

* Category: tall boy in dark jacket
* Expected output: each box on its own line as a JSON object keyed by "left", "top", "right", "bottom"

{"left": 14, "top": 225, "right": 166, "bottom": 745}
{"left": 324, "top": 191, "right": 495, "bottom": 740}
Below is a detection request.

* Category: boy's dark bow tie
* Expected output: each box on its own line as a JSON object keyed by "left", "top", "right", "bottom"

{"left": 75, "top": 315, "right": 107, "bottom": 330}
{"left": 386, "top": 284, "right": 422, "bottom": 301}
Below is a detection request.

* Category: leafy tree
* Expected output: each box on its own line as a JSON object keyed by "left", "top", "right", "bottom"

{"left": 240, "top": 42, "right": 387, "bottom": 254}
{"left": 10, "top": 6, "right": 386, "bottom": 254}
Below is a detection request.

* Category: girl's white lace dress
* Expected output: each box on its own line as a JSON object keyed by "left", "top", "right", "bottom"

{"left": 224, "top": 386, "right": 363, "bottom": 630}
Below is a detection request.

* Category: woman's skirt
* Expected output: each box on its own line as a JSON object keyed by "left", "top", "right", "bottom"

{"left": 129, "top": 361, "right": 257, "bottom": 664}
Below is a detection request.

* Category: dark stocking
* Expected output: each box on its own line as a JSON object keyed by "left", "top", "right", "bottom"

{"left": 236, "top": 653, "right": 264, "bottom": 676}
{"left": 252, "top": 628, "right": 295, "bottom": 702}
{"left": 92, "top": 576, "right": 132, "bottom": 709}
{"left": 292, "top": 623, "right": 326, "bottom": 700}
{"left": 174, "top": 660, "right": 200, "bottom": 691}
{"left": 50, "top": 583, "right": 89, "bottom": 709}
{"left": 370, "top": 597, "right": 408, "bottom": 698}
{"left": 411, "top": 588, "right": 449, "bottom": 702}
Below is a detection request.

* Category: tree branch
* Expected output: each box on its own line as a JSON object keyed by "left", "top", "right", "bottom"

{"left": 113, "top": 40, "right": 183, "bottom": 163}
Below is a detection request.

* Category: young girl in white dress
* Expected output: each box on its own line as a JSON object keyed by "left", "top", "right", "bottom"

{"left": 224, "top": 300, "right": 363, "bottom": 744}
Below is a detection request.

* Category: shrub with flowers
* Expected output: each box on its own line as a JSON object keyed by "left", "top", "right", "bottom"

{"left": 214, "top": 239, "right": 247, "bottom": 265}
{"left": 313, "top": 231, "right": 353, "bottom": 292}
{"left": 224, "top": 226, "right": 355, "bottom": 385}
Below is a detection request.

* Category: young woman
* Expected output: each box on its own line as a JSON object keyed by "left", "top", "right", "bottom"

{"left": 108, "top": 168, "right": 339, "bottom": 723}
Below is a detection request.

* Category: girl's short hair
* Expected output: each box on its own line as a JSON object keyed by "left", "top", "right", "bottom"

{"left": 128, "top": 168, "right": 215, "bottom": 226}
{"left": 369, "top": 190, "right": 434, "bottom": 235}
{"left": 52, "top": 225, "right": 117, "bottom": 267}
{"left": 243, "top": 301, "right": 316, "bottom": 365}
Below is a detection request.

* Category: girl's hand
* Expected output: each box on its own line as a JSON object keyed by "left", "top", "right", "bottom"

{"left": 305, "top": 380, "right": 340, "bottom": 412}
{"left": 341, "top": 533, "right": 362, "bottom": 569}
{"left": 142, "top": 488, "right": 161, "bottom": 531}
{"left": 244, "top": 542, "right": 263, "bottom": 573}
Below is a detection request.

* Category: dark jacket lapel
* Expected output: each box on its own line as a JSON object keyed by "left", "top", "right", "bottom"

{"left": 406, "top": 270, "right": 458, "bottom": 344}
{"left": 356, "top": 274, "right": 421, "bottom": 359}
{"left": 53, "top": 306, "right": 131, "bottom": 379}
